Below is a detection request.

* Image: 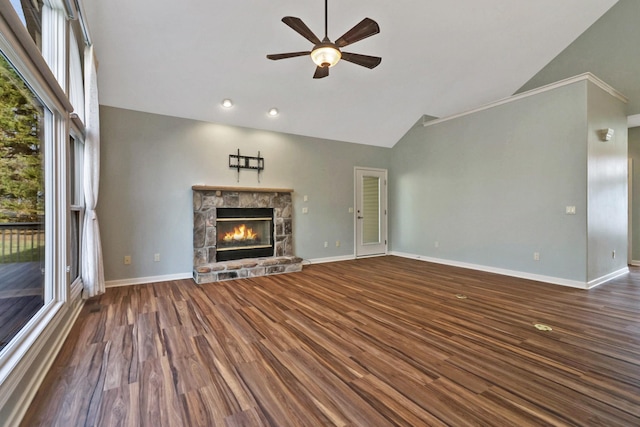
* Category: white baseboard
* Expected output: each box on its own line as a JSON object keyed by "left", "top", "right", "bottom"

{"left": 389, "top": 251, "right": 595, "bottom": 289}
{"left": 353, "top": 253, "right": 387, "bottom": 259}
{"left": 630, "top": 260, "right": 640, "bottom": 267}
{"left": 105, "top": 257, "right": 631, "bottom": 290}
{"left": 586, "top": 267, "right": 629, "bottom": 289}
{"left": 105, "top": 272, "right": 193, "bottom": 288}
{"left": 306, "top": 255, "right": 355, "bottom": 264}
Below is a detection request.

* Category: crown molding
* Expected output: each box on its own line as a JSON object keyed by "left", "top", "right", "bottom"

{"left": 628, "top": 114, "right": 640, "bottom": 128}
{"left": 423, "top": 73, "right": 628, "bottom": 128}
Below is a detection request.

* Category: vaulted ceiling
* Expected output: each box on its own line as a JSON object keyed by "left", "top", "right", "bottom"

{"left": 83, "top": 1, "right": 618, "bottom": 147}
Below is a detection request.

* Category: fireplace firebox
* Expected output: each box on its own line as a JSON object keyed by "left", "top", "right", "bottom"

{"left": 216, "top": 208, "right": 274, "bottom": 262}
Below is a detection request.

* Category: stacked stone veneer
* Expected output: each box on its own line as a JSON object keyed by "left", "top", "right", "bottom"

{"left": 192, "top": 186, "right": 303, "bottom": 283}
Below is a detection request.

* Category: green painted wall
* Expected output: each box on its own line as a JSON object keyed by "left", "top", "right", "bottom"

{"left": 518, "top": 0, "right": 640, "bottom": 271}
{"left": 98, "top": 78, "right": 628, "bottom": 287}
{"left": 390, "top": 81, "right": 589, "bottom": 282}
{"left": 97, "top": 106, "right": 390, "bottom": 281}
{"left": 517, "top": 0, "right": 640, "bottom": 116}
{"left": 390, "top": 78, "right": 628, "bottom": 285}
{"left": 586, "top": 81, "right": 629, "bottom": 280}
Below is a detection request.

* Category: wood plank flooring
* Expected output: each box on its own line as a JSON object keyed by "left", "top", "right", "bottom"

{"left": 21, "top": 256, "right": 640, "bottom": 426}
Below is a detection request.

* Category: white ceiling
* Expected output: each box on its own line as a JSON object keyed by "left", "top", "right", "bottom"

{"left": 83, "top": 0, "right": 618, "bottom": 148}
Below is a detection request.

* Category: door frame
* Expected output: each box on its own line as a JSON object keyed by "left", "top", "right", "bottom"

{"left": 354, "top": 167, "right": 388, "bottom": 258}
{"left": 629, "top": 158, "right": 635, "bottom": 265}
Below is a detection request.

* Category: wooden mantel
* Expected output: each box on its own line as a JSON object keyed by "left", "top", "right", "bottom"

{"left": 192, "top": 185, "right": 293, "bottom": 193}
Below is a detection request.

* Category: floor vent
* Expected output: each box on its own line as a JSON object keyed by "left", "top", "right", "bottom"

{"left": 534, "top": 323, "right": 553, "bottom": 332}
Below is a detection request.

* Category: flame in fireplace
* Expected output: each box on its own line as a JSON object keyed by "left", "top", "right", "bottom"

{"left": 223, "top": 224, "right": 258, "bottom": 242}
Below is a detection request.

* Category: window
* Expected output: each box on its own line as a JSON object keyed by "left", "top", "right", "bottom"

{"left": 0, "top": 50, "right": 48, "bottom": 352}
{"left": 68, "top": 11, "right": 85, "bottom": 290}
{"left": 68, "top": 134, "right": 83, "bottom": 284}
{"left": 0, "top": 0, "right": 97, "bottom": 417}
{"left": 68, "top": 24, "right": 84, "bottom": 121}
{"left": 9, "top": 0, "right": 44, "bottom": 51}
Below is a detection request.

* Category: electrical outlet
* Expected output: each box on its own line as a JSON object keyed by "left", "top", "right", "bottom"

{"left": 324, "top": 241, "right": 328, "bottom": 248}
{"left": 302, "top": 207, "right": 308, "bottom": 214}
{"left": 336, "top": 240, "right": 340, "bottom": 247}
{"left": 154, "top": 253, "right": 160, "bottom": 262}
{"left": 124, "top": 255, "right": 131, "bottom": 265}
{"left": 303, "top": 195, "right": 308, "bottom": 202}
{"left": 434, "top": 241, "right": 439, "bottom": 248}
{"left": 533, "top": 252, "right": 540, "bottom": 261}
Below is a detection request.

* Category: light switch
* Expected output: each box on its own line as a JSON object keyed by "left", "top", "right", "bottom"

{"left": 303, "top": 195, "right": 308, "bottom": 202}
{"left": 565, "top": 206, "right": 576, "bottom": 215}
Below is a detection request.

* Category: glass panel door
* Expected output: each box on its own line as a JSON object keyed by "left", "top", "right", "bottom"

{"left": 362, "top": 176, "right": 380, "bottom": 244}
{"left": 355, "top": 168, "right": 387, "bottom": 257}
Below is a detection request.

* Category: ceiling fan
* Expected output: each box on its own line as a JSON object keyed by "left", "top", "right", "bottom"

{"left": 267, "top": 0, "right": 381, "bottom": 79}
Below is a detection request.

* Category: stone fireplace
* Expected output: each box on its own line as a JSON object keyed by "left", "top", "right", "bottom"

{"left": 192, "top": 186, "right": 302, "bottom": 283}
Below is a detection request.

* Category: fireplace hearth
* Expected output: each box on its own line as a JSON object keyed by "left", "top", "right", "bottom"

{"left": 192, "top": 186, "right": 303, "bottom": 283}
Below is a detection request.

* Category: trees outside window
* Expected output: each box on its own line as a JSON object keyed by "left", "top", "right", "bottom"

{"left": 0, "top": 52, "right": 46, "bottom": 352}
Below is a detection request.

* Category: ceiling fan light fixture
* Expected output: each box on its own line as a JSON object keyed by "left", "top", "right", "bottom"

{"left": 311, "top": 44, "right": 341, "bottom": 68}
{"left": 266, "top": 0, "right": 380, "bottom": 78}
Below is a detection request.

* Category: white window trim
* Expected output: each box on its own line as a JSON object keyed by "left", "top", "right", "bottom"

{"left": 69, "top": 130, "right": 85, "bottom": 298}
{"left": 0, "top": 51, "right": 66, "bottom": 411}
{"left": 0, "top": 1, "right": 72, "bottom": 113}
{"left": 0, "top": 2, "right": 73, "bottom": 410}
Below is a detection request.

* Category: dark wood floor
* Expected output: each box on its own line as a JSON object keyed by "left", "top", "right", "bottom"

{"left": 21, "top": 256, "right": 640, "bottom": 426}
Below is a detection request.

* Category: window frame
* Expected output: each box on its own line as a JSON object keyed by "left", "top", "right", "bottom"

{"left": 0, "top": 0, "right": 76, "bottom": 410}
{"left": 0, "top": 30, "right": 65, "bottom": 403}
{"left": 68, "top": 130, "right": 84, "bottom": 295}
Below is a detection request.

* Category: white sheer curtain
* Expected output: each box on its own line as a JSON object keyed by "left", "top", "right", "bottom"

{"left": 81, "top": 44, "right": 105, "bottom": 299}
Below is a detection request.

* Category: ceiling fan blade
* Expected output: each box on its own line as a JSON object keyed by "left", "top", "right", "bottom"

{"left": 313, "top": 66, "right": 329, "bottom": 79}
{"left": 335, "top": 18, "right": 380, "bottom": 48}
{"left": 267, "top": 51, "right": 311, "bottom": 60}
{"left": 282, "top": 16, "right": 321, "bottom": 45}
{"left": 340, "top": 52, "right": 382, "bottom": 69}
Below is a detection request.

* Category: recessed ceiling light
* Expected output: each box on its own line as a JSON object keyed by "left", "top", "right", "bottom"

{"left": 268, "top": 107, "right": 279, "bottom": 117}
{"left": 221, "top": 98, "right": 233, "bottom": 108}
